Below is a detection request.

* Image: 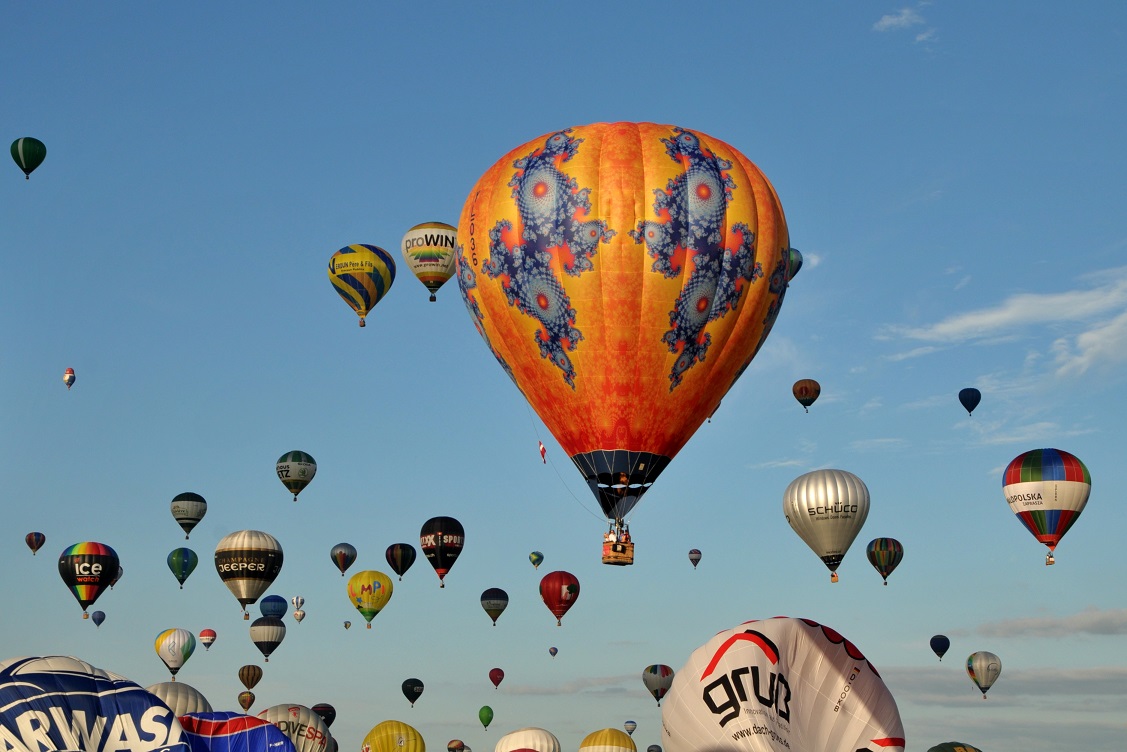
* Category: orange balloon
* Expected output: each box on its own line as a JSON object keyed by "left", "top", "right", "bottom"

{"left": 792, "top": 378, "right": 821, "bottom": 412}
{"left": 457, "top": 122, "right": 798, "bottom": 520}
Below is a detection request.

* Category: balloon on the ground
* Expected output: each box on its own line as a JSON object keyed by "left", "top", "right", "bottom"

{"left": 481, "top": 587, "right": 509, "bottom": 625}
{"left": 311, "top": 703, "right": 336, "bottom": 728}
{"left": 362, "top": 720, "right": 424, "bottom": 752}
{"left": 58, "top": 541, "right": 119, "bottom": 618}
{"left": 660, "top": 617, "right": 905, "bottom": 752}
{"left": 155, "top": 628, "right": 197, "bottom": 678}
{"left": 479, "top": 705, "right": 494, "bottom": 729}
{"left": 214, "top": 530, "right": 284, "bottom": 618}
{"left": 1003, "top": 448, "right": 1090, "bottom": 564}
{"left": 865, "top": 538, "right": 903, "bottom": 585}
{"left": 688, "top": 549, "right": 701, "bottom": 569}
{"left": 783, "top": 469, "right": 870, "bottom": 582}
{"left": 402, "top": 221, "right": 458, "bottom": 301}
{"left": 495, "top": 727, "right": 560, "bottom": 752}
{"left": 25, "top": 531, "right": 45, "bottom": 555}
{"left": 168, "top": 547, "right": 199, "bottom": 589}
{"left": 347, "top": 570, "right": 394, "bottom": 628}
{"left": 966, "top": 651, "right": 1002, "bottom": 698}
{"left": 249, "top": 617, "right": 286, "bottom": 662}
{"left": 958, "top": 388, "right": 981, "bottom": 415}
{"left": 792, "top": 379, "right": 820, "bottom": 412}
{"left": 276, "top": 451, "right": 317, "bottom": 501}
{"left": 91, "top": 610, "right": 106, "bottom": 627}
{"left": 539, "top": 571, "right": 580, "bottom": 626}
{"left": 258, "top": 704, "right": 330, "bottom": 752}
{"left": 402, "top": 677, "right": 424, "bottom": 706}
{"left": 489, "top": 668, "right": 504, "bottom": 689}
{"left": 199, "top": 628, "right": 216, "bottom": 650}
{"left": 171, "top": 492, "right": 208, "bottom": 539}
{"left": 147, "top": 681, "right": 213, "bottom": 716}
{"left": 260, "top": 594, "right": 288, "bottom": 619}
{"left": 0, "top": 656, "right": 190, "bottom": 752}
{"left": 930, "top": 635, "right": 950, "bottom": 661}
{"left": 385, "top": 543, "right": 417, "bottom": 580}
{"left": 238, "top": 664, "right": 263, "bottom": 690}
{"left": 328, "top": 244, "right": 396, "bottom": 327}
{"left": 456, "top": 122, "right": 799, "bottom": 554}
{"left": 642, "top": 665, "right": 674, "bottom": 705}
{"left": 579, "top": 728, "right": 636, "bottom": 752}
{"left": 331, "top": 542, "right": 357, "bottom": 576}
{"left": 180, "top": 711, "right": 296, "bottom": 752}
{"left": 420, "top": 517, "right": 464, "bottom": 587}
{"left": 11, "top": 137, "right": 46, "bottom": 179}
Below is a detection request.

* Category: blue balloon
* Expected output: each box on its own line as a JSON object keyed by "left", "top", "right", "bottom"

{"left": 181, "top": 711, "right": 297, "bottom": 752}
{"left": 0, "top": 656, "right": 191, "bottom": 752}
{"left": 930, "top": 634, "right": 951, "bottom": 661}
{"left": 958, "top": 388, "right": 981, "bottom": 415}
{"left": 91, "top": 611, "right": 106, "bottom": 627}
{"left": 258, "top": 594, "right": 288, "bottom": 619}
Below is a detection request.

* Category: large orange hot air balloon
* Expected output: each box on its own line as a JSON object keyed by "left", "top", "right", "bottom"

{"left": 457, "top": 123, "right": 799, "bottom": 557}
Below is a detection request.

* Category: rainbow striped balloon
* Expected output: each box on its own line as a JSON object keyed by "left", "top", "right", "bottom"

{"left": 1002, "top": 448, "right": 1090, "bottom": 561}
{"left": 58, "top": 542, "right": 119, "bottom": 617}
{"left": 328, "top": 244, "right": 396, "bottom": 327}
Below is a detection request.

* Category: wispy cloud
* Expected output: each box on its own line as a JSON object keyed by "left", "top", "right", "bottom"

{"left": 1052, "top": 309, "right": 1127, "bottom": 375}
{"left": 873, "top": 8, "right": 924, "bottom": 32}
{"left": 977, "top": 608, "right": 1127, "bottom": 638}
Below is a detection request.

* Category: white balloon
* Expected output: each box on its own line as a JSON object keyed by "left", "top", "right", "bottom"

{"left": 258, "top": 703, "right": 331, "bottom": 752}
{"left": 495, "top": 727, "right": 561, "bottom": 752}
{"left": 966, "top": 651, "right": 1002, "bottom": 698}
{"left": 146, "top": 681, "right": 212, "bottom": 716}
{"left": 782, "top": 469, "right": 870, "bottom": 580}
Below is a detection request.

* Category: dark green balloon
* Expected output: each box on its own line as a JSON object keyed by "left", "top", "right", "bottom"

{"left": 167, "top": 547, "right": 199, "bottom": 588}
{"left": 11, "top": 137, "right": 46, "bottom": 179}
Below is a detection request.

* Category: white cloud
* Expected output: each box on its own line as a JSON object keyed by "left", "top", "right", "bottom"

{"left": 873, "top": 8, "right": 924, "bottom": 32}
{"left": 885, "top": 345, "right": 941, "bottom": 361}
{"left": 915, "top": 28, "right": 938, "bottom": 43}
{"left": 977, "top": 608, "right": 1127, "bottom": 638}
{"left": 1052, "top": 309, "right": 1127, "bottom": 375}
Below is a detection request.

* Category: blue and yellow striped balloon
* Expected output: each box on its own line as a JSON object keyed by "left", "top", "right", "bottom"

{"left": 328, "top": 244, "right": 396, "bottom": 327}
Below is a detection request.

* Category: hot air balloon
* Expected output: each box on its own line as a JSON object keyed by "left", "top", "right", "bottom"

{"left": 958, "top": 388, "right": 981, "bottom": 416}
{"left": 495, "top": 727, "right": 561, "bottom": 752}
{"left": 865, "top": 537, "right": 903, "bottom": 585}
{"left": 928, "top": 743, "right": 983, "bottom": 752}
{"left": 362, "top": 721, "right": 424, "bottom": 752}
{"left": 167, "top": 547, "right": 199, "bottom": 589}
{"left": 259, "top": 594, "right": 288, "bottom": 619}
{"left": 642, "top": 665, "right": 674, "bottom": 705}
{"left": 238, "top": 691, "right": 256, "bottom": 711}
{"left": 180, "top": 711, "right": 292, "bottom": 752}
{"left": 328, "top": 244, "right": 396, "bottom": 327}
{"left": 258, "top": 704, "right": 330, "bottom": 752}
{"left": 58, "top": 542, "right": 119, "bottom": 618}
{"left": 111, "top": 565, "right": 123, "bottom": 589}
{"left": 0, "top": 657, "right": 190, "bottom": 752}
{"left": 25, "top": 532, "right": 45, "bottom": 555}
{"left": 402, "top": 677, "right": 424, "bottom": 707}
{"left": 479, "top": 705, "right": 493, "bottom": 729}
{"left": 215, "top": 530, "right": 284, "bottom": 618}
{"left": 343, "top": 621, "right": 351, "bottom": 630}
{"left": 579, "top": 729, "right": 636, "bottom": 752}
{"left": 966, "top": 651, "right": 1002, "bottom": 698}
{"left": 660, "top": 617, "right": 905, "bottom": 752}
{"left": 311, "top": 703, "right": 336, "bottom": 728}
{"left": 347, "top": 570, "right": 394, "bottom": 628}
{"left": 529, "top": 551, "right": 544, "bottom": 569}
{"left": 456, "top": 123, "right": 799, "bottom": 560}
{"left": 783, "top": 469, "right": 870, "bottom": 582}
{"left": 648, "top": 747, "right": 661, "bottom": 752}
{"left": 11, "top": 137, "right": 46, "bottom": 179}
{"left": 548, "top": 646, "right": 558, "bottom": 658}
{"left": 489, "top": 668, "right": 504, "bottom": 689}
{"left": 623, "top": 721, "right": 637, "bottom": 736}
{"left": 249, "top": 617, "right": 286, "bottom": 662}
{"left": 91, "top": 610, "right": 105, "bottom": 628}
{"left": 292, "top": 595, "right": 305, "bottom": 610}
{"left": 239, "top": 664, "right": 263, "bottom": 690}
{"left": 539, "top": 571, "right": 580, "bottom": 626}
{"left": 194, "top": 630, "right": 216, "bottom": 653}
{"left": 420, "top": 516, "right": 464, "bottom": 587}
{"left": 293, "top": 609, "right": 305, "bottom": 623}
{"left": 61, "top": 367, "right": 77, "bottom": 391}
{"left": 402, "top": 221, "right": 458, "bottom": 301}
{"left": 480, "top": 587, "right": 509, "bottom": 625}
{"left": 1003, "top": 448, "right": 1090, "bottom": 565}
{"left": 930, "top": 635, "right": 950, "bottom": 661}
{"left": 331, "top": 542, "right": 357, "bottom": 576}
{"left": 154, "top": 628, "right": 196, "bottom": 679}
{"left": 276, "top": 451, "right": 316, "bottom": 501}
{"left": 448, "top": 741, "right": 465, "bottom": 752}
{"left": 688, "top": 549, "right": 701, "bottom": 569}
{"left": 385, "top": 543, "right": 417, "bottom": 580}
{"left": 171, "top": 492, "right": 207, "bottom": 539}
{"left": 146, "top": 681, "right": 212, "bottom": 716}
{"left": 792, "top": 379, "right": 820, "bottom": 412}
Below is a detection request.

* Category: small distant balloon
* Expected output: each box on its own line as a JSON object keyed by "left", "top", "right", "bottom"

{"left": 420, "top": 516, "right": 464, "bottom": 587}
{"left": 170, "top": 492, "right": 207, "bottom": 539}
{"left": 328, "top": 243, "right": 396, "bottom": 327}
{"left": 688, "top": 549, "right": 701, "bottom": 569}
{"left": 539, "top": 571, "right": 580, "bottom": 626}
{"left": 276, "top": 450, "right": 316, "bottom": 501}
{"left": 623, "top": 721, "right": 637, "bottom": 736}
{"left": 291, "top": 595, "right": 304, "bottom": 610}
{"left": 402, "top": 677, "right": 424, "bottom": 707}
{"left": 343, "top": 621, "right": 351, "bottom": 629}
{"left": 311, "top": 703, "right": 336, "bottom": 728}
{"left": 966, "top": 651, "right": 1002, "bottom": 698}
{"left": 347, "top": 570, "right": 394, "bottom": 628}
{"left": 238, "top": 664, "right": 262, "bottom": 690}
{"left": 293, "top": 609, "right": 305, "bottom": 623}
{"left": 238, "top": 691, "right": 255, "bottom": 712}
{"left": 792, "top": 379, "right": 820, "bottom": 412}
{"left": 642, "top": 664, "right": 674, "bottom": 705}
{"left": 529, "top": 551, "right": 544, "bottom": 569}
{"left": 91, "top": 611, "right": 105, "bottom": 628}
{"left": 331, "top": 542, "right": 357, "bottom": 576}
{"left": 401, "top": 221, "right": 457, "bottom": 301}
{"left": 249, "top": 616, "right": 286, "bottom": 662}
{"left": 548, "top": 646, "right": 558, "bottom": 658}
{"left": 488, "top": 667, "right": 504, "bottom": 689}
{"left": 63, "top": 367, "right": 75, "bottom": 390}
{"left": 167, "top": 547, "right": 198, "bottom": 589}
{"left": 58, "top": 542, "right": 119, "bottom": 618}
{"left": 865, "top": 537, "right": 903, "bottom": 585}
{"left": 958, "top": 387, "right": 981, "bottom": 416}
{"left": 480, "top": 587, "right": 509, "bottom": 626}
{"left": 25, "top": 532, "right": 45, "bottom": 555}
{"left": 198, "top": 629, "right": 216, "bottom": 650}
{"left": 478, "top": 705, "right": 493, "bottom": 729}
{"left": 385, "top": 543, "right": 417, "bottom": 580}
{"left": 154, "top": 628, "right": 196, "bottom": 679}
{"left": 930, "top": 635, "right": 950, "bottom": 661}
{"left": 111, "top": 565, "right": 123, "bottom": 589}
{"left": 259, "top": 595, "right": 288, "bottom": 619}
{"left": 11, "top": 137, "right": 46, "bottom": 179}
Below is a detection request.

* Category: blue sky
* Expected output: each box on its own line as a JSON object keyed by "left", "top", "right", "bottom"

{"left": 2, "top": 3, "right": 1125, "bottom": 751}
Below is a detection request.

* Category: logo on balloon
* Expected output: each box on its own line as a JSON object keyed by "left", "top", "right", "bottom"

{"left": 700, "top": 629, "right": 792, "bottom": 726}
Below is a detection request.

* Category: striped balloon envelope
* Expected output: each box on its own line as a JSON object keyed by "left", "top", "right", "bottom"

{"left": 57, "top": 542, "right": 119, "bottom": 617}
{"left": 327, "top": 244, "right": 395, "bottom": 327}
{"left": 1002, "top": 448, "right": 1090, "bottom": 564}
{"left": 865, "top": 537, "right": 904, "bottom": 585}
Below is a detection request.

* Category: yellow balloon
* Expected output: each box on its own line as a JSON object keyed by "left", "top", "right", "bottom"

{"left": 578, "top": 728, "right": 636, "bottom": 752}
{"left": 347, "top": 570, "right": 394, "bottom": 628}
{"left": 362, "top": 720, "right": 424, "bottom": 752}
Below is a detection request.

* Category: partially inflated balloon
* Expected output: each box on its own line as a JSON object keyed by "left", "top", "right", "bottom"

{"left": 495, "top": 727, "right": 560, "bottom": 752}
{"left": 642, "top": 665, "right": 674, "bottom": 705}
{"left": 579, "top": 729, "right": 636, "bottom": 752}
{"left": 147, "top": 681, "right": 212, "bottom": 716}
{"left": 362, "top": 720, "right": 424, "bottom": 752}
{"left": 791, "top": 379, "right": 820, "bottom": 412}
{"left": 214, "top": 530, "right": 284, "bottom": 617}
{"left": 783, "top": 469, "right": 870, "bottom": 582}
{"left": 171, "top": 492, "right": 207, "bottom": 539}
{"left": 403, "top": 221, "right": 458, "bottom": 301}
{"left": 865, "top": 538, "right": 903, "bottom": 585}
{"left": 480, "top": 587, "right": 509, "bottom": 625}
{"left": 966, "top": 651, "right": 1002, "bottom": 698}
{"left": 25, "top": 532, "right": 45, "bottom": 555}
{"left": 958, "top": 388, "right": 981, "bottom": 416}
{"left": 347, "top": 570, "right": 394, "bottom": 628}
{"left": 331, "top": 542, "right": 357, "bottom": 576}
{"left": 539, "top": 571, "right": 580, "bottom": 626}
{"left": 276, "top": 451, "right": 316, "bottom": 501}
{"left": 167, "top": 547, "right": 199, "bottom": 589}
{"left": 249, "top": 617, "right": 286, "bottom": 662}
{"left": 930, "top": 635, "right": 950, "bottom": 661}
{"left": 457, "top": 123, "right": 798, "bottom": 540}
{"left": 258, "top": 704, "right": 330, "bottom": 752}
{"left": 58, "top": 542, "right": 119, "bottom": 617}
{"left": 11, "top": 137, "right": 46, "bottom": 179}
{"left": 328, "top": 244, "right": 396, "bottom": 327}
{"left": 1002, "top": 448, "right": 1090, "bottom": 564}
{"left": 420, "top": 517, "right": 464, "bottom": 587}
{"left": 385, "top": 543, "right": 417, "bottom": 580}
{"left": 660, "top": 617, "right": 905, "bottom": 752}
{"left": 154, "top": 628, "right": 196, "bottom": 678}
{"left": 402, "top": 678, "right": 424, "bottom": 707}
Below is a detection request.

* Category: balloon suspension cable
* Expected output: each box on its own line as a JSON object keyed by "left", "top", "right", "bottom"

{"left": 523, "top": 402, "right": 605, "bottom": 523}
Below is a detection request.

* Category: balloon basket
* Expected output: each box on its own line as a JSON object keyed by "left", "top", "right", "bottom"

{"left": 243, "top": 612, "right": 249, "bottom": 620}
{"left": 367, "top": 623, "right": 372, "bottom": 629}
{"left": 82, "top": 612, "right": 89, "bottom": 620}
{"left": 602, "top": 541, "right": 634, "bottom": 566}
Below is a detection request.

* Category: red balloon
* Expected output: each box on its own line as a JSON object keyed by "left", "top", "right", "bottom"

{"left": 489, "top": 667, "right": 504, "bottom": 689}
{"left": 539, "top": 570, "right": 580, "bottom": 626}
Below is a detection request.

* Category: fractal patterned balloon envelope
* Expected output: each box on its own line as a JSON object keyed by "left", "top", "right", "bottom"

{"left": 1002, "top": 448, "right": 1090, "bottom": 564}
{"left": 457, "top": 122, "right": 799, "bottom": 549}
{"left": 660, "top": 617, "right": 905, "bottom": 752}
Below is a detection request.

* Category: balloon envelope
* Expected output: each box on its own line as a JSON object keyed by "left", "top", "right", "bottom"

{"left": 456, "top": 123, "right": 797, "bottom": 528}
{"left": 276, "top": 451, "right": 316, "bottom": 500}
{"left": 249, "top": 617, "right": 286, "bottom": 662}
{"left": 362, "top": 720, "right": 424, "bottom": 752}
{"left": 168, "top": 547, "right": 199, "bottom": 588}
{"left": 147, "top": 681, "right": 213, "bottom": 716}
{"left": 623, "top": 720, "right": 637, "bottom": 736}
{"left": 238, "top": 664, "right": 263, "bottom": 690}
{"left": 792, "top": 379, "right": 820, "bottom": 411}
{"left": 257, "top": 704, "right": 330, "bottom": 752}
{"left": 548, "top": 646, "right": 558, "bottom": 658}
{"left": 420, "top": 517, "right": 464, "bottom": 587}
{"left": 155, "top": 628, "right": 197, "bottom": 677}
{"left": 958, "top": 388, "right": 981, "bottom": 415}
{"left": 11, "top": 137, "right": 46, "bottom": 178}
{"left": 199, "top": 629, "right": 217, "bottom": 649}
{"left": 481, "top": 587, "right": 509, "bottom": 625}
{"left": 1003, "top": 448, "right": 1090, "bottom": 559}
{"left": 966, "top": 651, "right": 1002, "bottom": 698}
{"left": 311, "top": 703, "right": 336, "bottom": 728}
{"left": 238, "top": 692, "right": 256, "bottom": 712}
{"left": 529, "top": 551, "right": 544, "bottom": 569}
{"left": 479, "top": 705, "right": 493, "bottom": 729}
{"left": 688, "top": 549, "right": 701, "bottom": 569}
{"left": 642, "top": 665, "right": 674, "bottom": 705}
{"left": 180, "top": 711, "right": 295, "bottom": 752}
{"left": 91, "top": 610, "right": 106, "bottom": 627}
{"left": 402, "top": 221, "right": 458, "bottom": 301}
{"left": 402, "top": 677, "right": 424, "bottom": 706}
{"left": 495, "top": 727, "right": 560, "bottom": 752}
{"left": 331, "top": 542, "right": 357, "bottom": 576}
{"left": 328, "top": 244, "right": 396, "bottom": 327}
{"left": 660, "top": 617, "right": 905, "bottom": 752}
{"left": 579, "top": 729, "right": 636, "bottom": 752}
{"left": 63, "top": 367, "right": 76, "bottom": 389}
{"left": 25, "top": 531, "right": 45, "bottom": 554}
{"left": 171, "top": 492, "right": 207, "bottom": 539}
{"left": 782, "top": 469, "right": 870, "bottom": 580}
{"left": 58, "top": 541, "right": 119, "bottom": 616}
{"left": 930, "top": 635, "right": 950, "bottom": 661}
{"left": 865, "top": 537, "right": 904, "bottom": 584}
{"left": 385, "top": 543, "right": 417, "bottom": 580}
{"left": 214, "top": 530, "right": 284, "bottom": 614}
{"left": 928, "top": 744, "right": 983, "bottom": 752}
{"left": 488, "top": 668, "right": 504, "bottom": 688}
{"left": 259, "top": 594, "right": 288, "bottom": 618}
{"left": 539, "top": 571, "right": 580, "bottom": 625}
{"left": 347, "top": 570, "right": 394, "bottom": 626}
